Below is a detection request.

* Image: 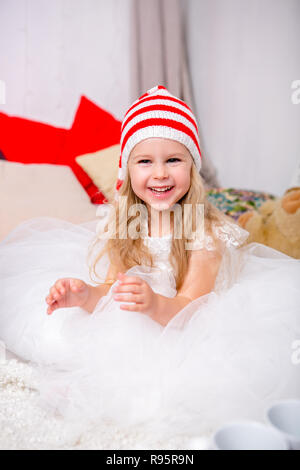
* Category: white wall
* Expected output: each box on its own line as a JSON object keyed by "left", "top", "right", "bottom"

{"left": 1, "top": 0, "right": 299, "bottom": 195}
{"left": 186, "top": 0, "right": 300, "bottom": 195}
{"left": 0, "top": 0, "right": 131, "bottom": 126}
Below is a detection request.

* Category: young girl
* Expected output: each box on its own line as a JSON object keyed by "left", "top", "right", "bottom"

{"left": 0, "top": 85, "right": 299, "bottom": 440}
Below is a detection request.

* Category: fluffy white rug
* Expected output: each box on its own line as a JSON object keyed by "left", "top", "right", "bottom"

{"left": 0, "top": 355, "right": 211, "bottom": 450}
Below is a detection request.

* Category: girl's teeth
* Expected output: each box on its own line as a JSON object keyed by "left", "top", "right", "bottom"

{"left": 150, "top": 187, "right": 172, "bottom": 192}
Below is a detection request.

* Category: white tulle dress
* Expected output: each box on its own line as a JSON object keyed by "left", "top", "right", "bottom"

{"left": 0, "top": 213, "right": 299, "bottom": 439}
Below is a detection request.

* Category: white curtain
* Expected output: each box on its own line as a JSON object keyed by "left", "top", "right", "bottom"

{"left": 130, "top": 0, "right": 220, "bottom": 189}
{"left": 186, "top": 0, "right": 300, "bottom": 195}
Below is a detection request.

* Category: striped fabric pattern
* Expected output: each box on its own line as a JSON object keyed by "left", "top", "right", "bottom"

{"left": 115, "top": 85, "right": 201, "bottom": 194}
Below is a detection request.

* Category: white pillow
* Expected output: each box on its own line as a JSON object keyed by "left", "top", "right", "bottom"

{"left": 0, "top": 161, "right": 97, "bottom": 241}
{"left": 75, "top": 144, "right": 120, "bottom": 203}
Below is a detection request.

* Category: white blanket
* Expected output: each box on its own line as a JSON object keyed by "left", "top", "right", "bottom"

{"left": 0, "top": 353, "right": 210, "bottom": 450}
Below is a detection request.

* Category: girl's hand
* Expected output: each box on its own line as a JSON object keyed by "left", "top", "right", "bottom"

{"left": 112, "top": 272, "right": 158, "bottom": 316}
{"left": 45, "top": 278, "right": 90, "bottom": 315}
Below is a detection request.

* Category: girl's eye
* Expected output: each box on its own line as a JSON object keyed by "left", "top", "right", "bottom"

{"left": 137, "top": 158, "right": 181, "bottom": 164}
{"left": 138, "top": 157, "right": 180, "bottom": 163}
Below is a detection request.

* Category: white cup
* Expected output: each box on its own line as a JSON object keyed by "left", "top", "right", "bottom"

{"left": 213, "top": 421, "right": 288, "bottom": 450}
{"left": 266, "top": 399, "right": 300, "bottom": 450}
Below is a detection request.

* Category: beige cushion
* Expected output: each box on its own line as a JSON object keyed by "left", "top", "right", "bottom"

{"left": 0, "top": 161, "right": 97, "bottom": 241}
{"left": 75, "top": 144, "right": 120, "bottom": 203}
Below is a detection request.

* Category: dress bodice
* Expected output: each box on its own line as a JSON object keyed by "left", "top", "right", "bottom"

{"left": 143, "top": 234, "right": 173, "bottom": 272}
{"left": 142, "top": 221, "right": 250, "bottom": 288}
{"left": 143, "top": 221, "right": 249, "bottom": 260}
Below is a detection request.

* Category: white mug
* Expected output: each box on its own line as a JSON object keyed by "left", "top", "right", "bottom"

{"left": 266, "top": 399, "right": 300, "bottom": 450}
{"left": 213, "top": 421, "right": 288, "bottom": 450}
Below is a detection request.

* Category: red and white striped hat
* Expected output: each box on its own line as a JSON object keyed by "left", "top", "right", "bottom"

{"left": 115, "top": 85, "right": 201, "bottom": 193}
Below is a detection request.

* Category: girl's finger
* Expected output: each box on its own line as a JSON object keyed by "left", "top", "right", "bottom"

{"left": 113, "top": 285, "right": 141, "bottom": 294}
{"left": 70, "top": 279, "right": 84, "bottom": 292}
{"left": 47, "top": 302, "right": 57, "bottom": 315}
{"left": 50, "top": 286, "right": 60, "bottom": 299}
{"left": 118, "top": 274, "right": 143, "bottom": 285}
{"left": 56, "top": 280, "right": 65, "bottom": 295}
{"left": 114, "top": 293, "right": 143, "bottom": 303}
{"left": 120, "top": 303, "right": 141, "bottom": 312}
{"left": 70, "top": 279, "right": 78, "bottom": 291}
{"left": 45, "top": 295, "right": 55, "bottom": 305}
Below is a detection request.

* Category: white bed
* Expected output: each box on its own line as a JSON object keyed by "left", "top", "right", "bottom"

{"left": 0, "top": 160, "right": 211, "bottom": 450}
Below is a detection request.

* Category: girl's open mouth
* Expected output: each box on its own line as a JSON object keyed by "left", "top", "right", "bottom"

{"left": 148, "top": 186, "right": 175, "bottom": 198}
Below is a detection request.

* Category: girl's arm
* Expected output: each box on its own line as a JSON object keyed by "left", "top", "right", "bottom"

{"left": 81, "top": 283, "right": 112, "bottom": 313}
{"left": 46, "top": 263, "right": 118, "bottom": 315}
{"left": 150, "top": 249, "right": 223, "bottom": 326}
{"left": 82, "top": 262, "right": 119, "bottom": 313}
{"left": 113, "top": 250, "right": 223, "bottom": 326}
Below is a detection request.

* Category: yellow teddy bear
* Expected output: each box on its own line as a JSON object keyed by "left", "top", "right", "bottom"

{"left": 238, "top": 187, "right": 300, "bottom": 259}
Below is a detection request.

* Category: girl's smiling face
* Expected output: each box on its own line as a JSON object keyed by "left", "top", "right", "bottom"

{"left": 128, "top": 138, "right": 193, "bottom": 210}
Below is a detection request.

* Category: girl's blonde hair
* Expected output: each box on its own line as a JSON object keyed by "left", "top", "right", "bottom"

{"left": 88, "top": 160, "right": 231, "bottom": 290}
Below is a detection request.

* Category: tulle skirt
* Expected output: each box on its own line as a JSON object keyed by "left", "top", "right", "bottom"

{"left": 0, "top": 217, "right": 299, "bottom": 439}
